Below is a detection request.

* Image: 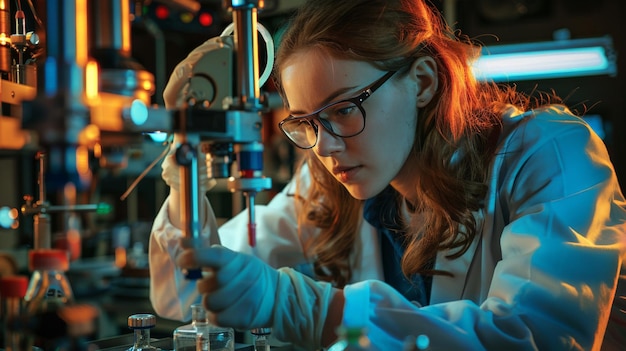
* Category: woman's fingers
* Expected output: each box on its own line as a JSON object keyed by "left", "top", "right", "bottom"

{"left": 175, "top": 248, "right": 198, "bottom": 268}
{"left": 195, "top": 269, "right": 216, "bottom": 294}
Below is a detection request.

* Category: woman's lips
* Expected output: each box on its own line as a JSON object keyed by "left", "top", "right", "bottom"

{"left": 334, "top": 165, "right": 361, "bottom": 183}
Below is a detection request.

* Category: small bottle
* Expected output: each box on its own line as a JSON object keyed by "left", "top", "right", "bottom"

{"left": 251, "top": 328, "right": 271, "bottom": 351}
{"left": 127, "top": 314, "right": 161, "bottom": 351}
{"left": 173, "top": 304, "right": 235, "bottom": 351}
{"left": 192, "top": 305, "right": 210, "bottom": 351}
{"left": 0, "top": 275, "right": 29, "bottom": 351}
{"left": 24, "top": 249, "right": 74, "bottom": 312}
{"left": 327, "top": 326, "right": 371, "bottom": 351}
{"left": 23, "top": 249, "right": 74, "bottom": 349}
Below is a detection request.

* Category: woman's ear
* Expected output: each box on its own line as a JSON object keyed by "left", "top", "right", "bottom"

{"left": 410, "top": 56, "right": 438, "bottom": 108}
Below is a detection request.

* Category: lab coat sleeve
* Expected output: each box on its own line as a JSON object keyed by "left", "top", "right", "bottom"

{"left": 149, "top": 193, "right": 218, "bottom": 321}
{"left": 343, "top": 112, "right": 626, "bottom": 350}
{"left": 149, "top": 173, "right": 312, "bottom": 322}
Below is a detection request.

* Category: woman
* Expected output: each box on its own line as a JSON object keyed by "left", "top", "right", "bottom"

{"left": 151, "top": 0, "right": 626, "bottom": 349}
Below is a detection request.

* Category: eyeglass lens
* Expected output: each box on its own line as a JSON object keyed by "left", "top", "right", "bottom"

{"left": 281, "top": 100, "right": 365, "bottom": 148}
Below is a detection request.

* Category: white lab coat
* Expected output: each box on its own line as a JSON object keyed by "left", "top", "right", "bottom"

{"left": 149, "top": 105, "right": 626, "bottom": 350}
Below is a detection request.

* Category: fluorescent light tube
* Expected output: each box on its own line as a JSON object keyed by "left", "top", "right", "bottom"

{"left": 473, "top": 36, "right": 616, "bottom": 82}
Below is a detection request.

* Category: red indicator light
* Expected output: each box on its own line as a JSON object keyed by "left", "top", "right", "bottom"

{"left": 155, "top": 5, "right": 170, "bottom": 20}
{"left": 198, "top": 12, "right": 213, "bottom": 27}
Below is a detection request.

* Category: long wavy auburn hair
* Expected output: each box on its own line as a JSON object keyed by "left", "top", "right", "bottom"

{"left": 273, "top": 0, "right": 553, "bottom": 287}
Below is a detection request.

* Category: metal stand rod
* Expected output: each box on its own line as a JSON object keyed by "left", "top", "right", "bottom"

{"left": 176, "top": 131, "right": 204, "bottom": 279}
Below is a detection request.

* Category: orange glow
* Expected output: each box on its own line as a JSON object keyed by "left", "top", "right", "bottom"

{"left": 94, "top": 143, "right": 102, "bottom": 158}
{"left": 121, "top": 0, "right": 130, "bottom": 53}
{"left": 76, "top": 145, "right": 91, "bottom": 177}
{"left": 115, "top": 247, "right": 127, "bottom": 268}
{"left": 0, "top": 1, "right": 6, "bottom": 10}
{"left": 64, "top": 182, "right": 77, "bottom": 204}
{"left": 79, "top": 124, "right": 100, "bottom": 146}
{"left": 0, "top": 116, "right": 28, "bottom": 149}
{"left": 75, "top": 0, "right": 88, "bottom": 65}
{"left": 65, "top": 229, "right": 82, "bottom": 261}
{"left": 142, "top": 80, "right": 153, "bottom": 92}
{"left": 85, "top": 60, "right": 99, "bottom": 100}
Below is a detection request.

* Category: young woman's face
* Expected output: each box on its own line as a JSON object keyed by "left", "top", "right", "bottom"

{"left": 281, "top": 50, "right": 419, "bottom": 200}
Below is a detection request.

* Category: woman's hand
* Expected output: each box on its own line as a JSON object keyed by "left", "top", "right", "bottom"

{"left": 177, "top": 245, "right": 279, "bottom": 329}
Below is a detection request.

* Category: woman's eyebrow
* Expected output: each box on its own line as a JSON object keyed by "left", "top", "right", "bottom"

{"left": 288, "top": 85, "right": 359, "bottom": 116}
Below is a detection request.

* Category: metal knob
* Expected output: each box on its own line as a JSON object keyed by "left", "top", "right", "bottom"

{"left": 128, "top": 313, "right": 156, "bottom": 329}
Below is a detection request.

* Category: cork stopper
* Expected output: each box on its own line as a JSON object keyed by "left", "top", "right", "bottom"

{"left": 0, "top": 275, "right": 29, "bottom": 298}
{"left": 28, "top": 249, "right": 69, "bottom": 272}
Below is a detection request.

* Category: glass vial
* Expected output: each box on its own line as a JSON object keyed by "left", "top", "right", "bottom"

{"left": 127, "top": 314, "right": 161, "bottom": 351}
{"left": 251, "top": 328, "right": 271, "bottom": 351}
{"left": 0, "top": 275, "right": 29, "bottom": 351}
{"left": 173, "top": 303, "right": 235, "bottom": 351}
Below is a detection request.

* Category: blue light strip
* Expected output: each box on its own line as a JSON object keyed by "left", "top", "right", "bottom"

{"left": 473, "top": 37, "right": 616, "bottom": 82}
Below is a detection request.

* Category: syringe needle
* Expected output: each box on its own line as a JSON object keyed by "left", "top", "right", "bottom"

{"left": 246, "top": 192, "right": 256, "bottom": 247}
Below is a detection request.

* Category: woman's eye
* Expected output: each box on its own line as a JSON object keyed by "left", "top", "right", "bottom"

{"left": 337, "top": 107, "right": 354, "bottom": 116}
{"left": 328, "top": 102, "right": 358, "bottom": 118}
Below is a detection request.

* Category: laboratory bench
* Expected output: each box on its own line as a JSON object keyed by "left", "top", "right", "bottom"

{"left": 89, "top": 334, "right": 299, "bottom": 350}
{"left": 2, "top": 249, "right": 302, "bottom": 350}
{"left": 63, "top": 256, "right": 300, "bottom": 350}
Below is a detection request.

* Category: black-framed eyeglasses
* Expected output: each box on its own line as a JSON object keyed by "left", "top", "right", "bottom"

{"left": 278, "top": 70, "right": 397, "bottom": 149}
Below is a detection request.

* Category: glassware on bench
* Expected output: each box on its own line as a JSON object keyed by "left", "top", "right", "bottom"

{"left": 127, "top": 313, "right": 161, "bottom": 351}
{"left": 172, "top": 303, "right": 235, "bottom": 351}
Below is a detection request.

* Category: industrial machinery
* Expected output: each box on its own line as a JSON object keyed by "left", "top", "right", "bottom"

{"left": 0, "top": 0, "right": 273, "bottom": 254}
{"left": 0, "top": 0, "right": 276, "bottom": 345}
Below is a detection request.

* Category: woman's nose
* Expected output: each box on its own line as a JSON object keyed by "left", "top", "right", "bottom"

{"left": 314, "top": 123, "right": 344, "bottom": 156}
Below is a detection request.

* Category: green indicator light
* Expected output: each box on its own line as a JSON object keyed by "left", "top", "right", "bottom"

{"left": 96, "top": 203, "right": 112, "bottom": 215}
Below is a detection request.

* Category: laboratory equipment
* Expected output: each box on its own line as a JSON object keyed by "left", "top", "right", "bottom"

{"left": 0, "top": 0, "right": 39, "bottom": 151}
{"left": 127, "top": 313, "right": 161, "bottom": 351}
{"left": 24, "top": 249, "right": 74, "bottom": 312}
{"left": 14, "top": 0, "right": 274, "bottom": 274}
{"left": 6, "top": 0, "right": 277, "bottom": 346}
{"left": 19, "top": 152, "right": 111, "bottom": 252}
{"left": 0, "top": 275, "right": 29, "bottom": 351}
{"left": 174, "top": 0, "right": 273, "bottom": 280}
{"left": 173, "top": 303, "right": 235, "bottom": 351}
{"left": 22, "top": 249, "right": 74, "bottom": 349}
{"left": 173, "top": 0, "right": 275, "bottom": 341}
